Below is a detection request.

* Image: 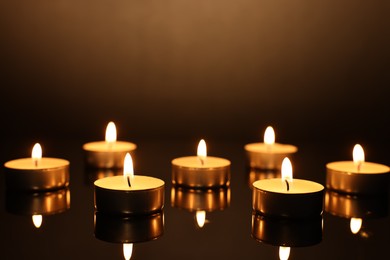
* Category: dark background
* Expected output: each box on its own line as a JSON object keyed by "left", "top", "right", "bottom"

{"left": 0, "top": 0, "right": 389, "bottom": 145}
{"left": 0, "top": 2, "right": 390, "bottom": 259}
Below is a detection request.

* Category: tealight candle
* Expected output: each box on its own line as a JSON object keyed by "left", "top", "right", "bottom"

{"left": 83, "top": 122, "right": 137, "bottom": 168}
{"left": 94, "top": 153, "right": 164, "bottom": 215}
{"left": 245, "top": 126, "right": 298, "bottom": 170}
{"left": 4, "top": 143, "right": 69, "bottom": 191}
{"left": 171, "top": 139, "right": 231, "bottom": 188}
{"left": 326, "top": 144, "right": 390, "bottom": 194}
{"left": 252, "top": 158, "right": 324, "bottom": 218}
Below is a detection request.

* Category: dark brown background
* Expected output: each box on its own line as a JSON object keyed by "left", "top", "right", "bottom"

{"left": 1, "top": 1, "right": 389, "bottom": 143}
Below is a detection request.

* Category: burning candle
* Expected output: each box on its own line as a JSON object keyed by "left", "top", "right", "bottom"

{"left": 252, "top": 158, "right": 324, "bottom": 218}
{"left": 244, "top": 126, "right": 298, "bottom": 170}
{"left": 4, "top": 143, "right": 69, "bottom": 191}
{"left": 94, "top": 153, "right": 164, "bottom": 215}
{"left": 83, "top": 122, "right": 137, "bottom": 168}
{"left": 171, "top": 139, "right": 231, "bottom": 188}
{"left": 326, "top": 144, "right": 390, "bottom": 194}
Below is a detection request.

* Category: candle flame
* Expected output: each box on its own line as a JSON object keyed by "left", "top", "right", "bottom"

{"left": 197, "top": 139, "right": 207, "bottom": 164}
{"left": 32, "top": 143, "right": 42, "bottom": 160}
{"left": 279, "top": 246, "right": 291, "bottom": 260}
{"left": 281, "top": 157, "right": 293, "bottom": 182}
{"left": 124, "top": 153, "right": 134, "bottom": 182}
{"left": 105, "top": 121, "right": 117, "bottom": 143}
{"left": 196, "top": 210, "right": 206, "bottom": 228}
{"left": 123, "top": 243, "right": 133, "bottom": 260}
{"left": 350, "top": 218, "right": 362, "bottom": 234}
{"left": 353, "top": 144, "right": 365, "bottom": 165}
{"left": 32, "top": 214, "right": 43, "bottom": 228}
{"left": 264, "top": 126, "right": 275, "bottom": 145}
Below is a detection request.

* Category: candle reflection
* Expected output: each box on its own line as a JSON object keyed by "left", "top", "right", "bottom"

{"left": 251, "top": 212, "right": 323, "bottom": 247}
{"left": 171, "top": 186, "right": 230, "bottom": 228}
{"left": 123, "top": 243, "right": 133, "bottom": 260}
{"left": 279, "top": 246, "right": 290, "bottom": 260}
{"left": 84, "top": 168, "right": 123, "bottom": 185}
{"left": 325, "top": 190, "right": 388, "bottom": 237}
{"left": 6, "top": 188, "right": 70, "bottom": 228}
{"left": 94, "top": 211, "right": 164, "bottom": 260}
{"left": 247, "top": 168, "right": 281, "bottom": 189}
{"left": 32, "top": 214, "right": 43, "bottom": 228}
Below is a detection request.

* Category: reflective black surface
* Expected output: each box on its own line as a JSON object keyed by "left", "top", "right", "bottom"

{"left": 1, "top": 139, "right": 389, "bottom": 259}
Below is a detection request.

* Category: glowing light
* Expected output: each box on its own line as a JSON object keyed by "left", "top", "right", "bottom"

{"left": 281, "top": 157, "right": 293, "bottom": 182}
{"left": 123, "top": 153, "right": 134, "bottom": 184}
{"left": 279, "top": 246, "right": 291, "bottom": 260}
{"left": 197, "top": 139, "right": 207, "bottom": 164}
{"left": 196, "top": 210, "right": 206, "bottom": 228}
{"left": 32, "top": 215, "right": 43, "bottom": 228}
{"left": 105, "top": 122, "right": 117, "bottom": 143}
{"left": 123, "top": 243, "right": 133, "bottom": 260}
{"left": 353, "top": 144, "right": 365, "bottom": 165}
{"left": 264, "top": 126, "right": 275, "bottom": 145}
{"left": 350, "top": 218, "right": 362, "bottom": 234}
{"left": 32, "top": 143, "right": 42, "bottom": 165}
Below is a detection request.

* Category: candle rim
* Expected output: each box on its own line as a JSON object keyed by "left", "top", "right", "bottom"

{"left": 4, "top": 157, "right": 70, "bottom": 170}
{"left": 172, "top": 156, "right": 231, "bottom": 168}
{"left": 83, "top": 141, "right": 137, "bottom": 152}
{"left": 245, "top": 143, "right": 298, "bottom": 154}
{"left": 94, "top": 175, "right": 165, "bottom": 191}
{"left": 326, "top": 161, "right": 389, "bottom": 174}
{"left": 253, "top": 178, "right": 324, "bottom": 194}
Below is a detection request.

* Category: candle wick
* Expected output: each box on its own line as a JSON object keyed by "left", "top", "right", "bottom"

{"left": 357, "top": 163, "right": 362, "bottom": 173}
{"left": 199, "top": 157, "right": 205, "bottom": 166}
{"left": 285, "top": 179, "right": 290, "bottom": 191}
{"left": 34, "top": 159, "right": 38, "bottom": 167}
{"left": 127, "top": 175, "right": 131, "bottom": 187}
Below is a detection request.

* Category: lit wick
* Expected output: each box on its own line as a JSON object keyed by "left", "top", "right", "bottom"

{"left": 357, "top": 162, "right": 362, "bottom": 173}
{"left": 124, "top": 153, "right": 133, "bottom": 188}
{"left": 281, "top": 157, "right": 292, "bottom": 192}
{"left": 197, "top": 139, "right": 207, "bottom": 166}
{"left": 199, "top": 157, "right": 205, "bottom": 166}
{"left": 105, "top": 121, "right": 117, "bottom": 150}
{"left": 127, "top": 175, "right": 131, "bottom": 187}
{"left": 264, "top": 126, "right": 275, "bottom": 152}
{"left": 32, "top": 143, "right": 42, "bottom": 168}
{"left": 353, "top": 144, "right": 364, "bottom": 173}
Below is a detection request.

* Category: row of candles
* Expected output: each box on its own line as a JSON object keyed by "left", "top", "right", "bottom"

{"left": 3, "top": 122, "right": 390, "bottom": 259}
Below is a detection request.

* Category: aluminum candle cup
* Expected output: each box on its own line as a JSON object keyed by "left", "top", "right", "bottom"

{"left": 252, "top": 179, "right": 324, "bottom": 218}
{"left": 251, "top": 212, "right": 322, "bottom": 247}
{"left": 83, "top": 141, "right": 137, "bottom": 169}
{"left": 4, "top": 158, "right": 69, "bottom": 191}
{"left": 171, "top": 156, "right": 230, "bottom": 188}
{"left": 244, "top": 143, "right": 297, "bottom": 170}
{"left": 6, "top": 188, "right": 70, "bottom": 216}
{"left": 94, "top": 175, "right": 165, "bottom": 215}
{"left": 326, "top": 161, "right": 389, "bottom": 194}
{"left": 171, "top": 186, "right": 230, "bottom": 212}
{"left": 325, "top": 190, "right": 388, "bottom": 219}
{"left": 94, "top": 211, "right": 164, "bottom": 243}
